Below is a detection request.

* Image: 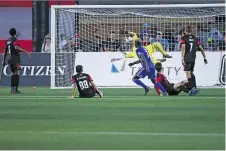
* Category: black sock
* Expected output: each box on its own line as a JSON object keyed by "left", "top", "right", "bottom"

{"left": 187, "top": 78, "right": 195, "bottom": 90}
{"left": 179, "top": 85, "right": 189, "bottom": 93}
{"left": 15, "top": 75, "right": 19, "bottom": 90}
{"left": 191, "top": 72, "right": 196, "bottom": 88}
{"left": 11, "top": 75, "right": 17, "bottom": 88}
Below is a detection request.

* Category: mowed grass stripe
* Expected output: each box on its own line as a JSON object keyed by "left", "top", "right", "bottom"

{"left": 0, "top": 131, "right": 224, "bottom": 137}
{"left": 0, "top": 96, "right": 224, "bottom": 100}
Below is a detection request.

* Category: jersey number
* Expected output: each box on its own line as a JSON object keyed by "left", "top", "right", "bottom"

{"left": 189, "top": 43, "right": 193, "bottom": 52}
{"left": 79, "top": 80, "right": 89, "bottom": 90}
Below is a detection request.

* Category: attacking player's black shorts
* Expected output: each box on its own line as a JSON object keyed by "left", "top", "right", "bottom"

{"left": 184, "top": 62, "right": 195, "bottom": 72}
{"left": 167, "top": 83, "right": 181, "bottom": 96}
{"left": 10, "top": 63, "right": 21, "bottom": 73}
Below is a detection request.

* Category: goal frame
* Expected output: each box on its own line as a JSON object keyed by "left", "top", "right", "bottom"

{"left": 50, "top": 3, "right": 225, "bottom": 89}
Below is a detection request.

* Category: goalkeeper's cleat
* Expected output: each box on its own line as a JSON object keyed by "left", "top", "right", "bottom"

{"left": 163, "top": 54, "right": 173, "bottom": 58}
{"left": 144, "top": 88, "right": 150, "bottom": 96}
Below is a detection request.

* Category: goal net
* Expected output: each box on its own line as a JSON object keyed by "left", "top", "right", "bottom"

{"left": 51, "top": 4, "right": 225, "bottom": 89}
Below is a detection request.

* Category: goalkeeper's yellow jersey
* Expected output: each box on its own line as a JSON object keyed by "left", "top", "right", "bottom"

{"left": 125, "top": 32, "right": 167, "bottom": 64}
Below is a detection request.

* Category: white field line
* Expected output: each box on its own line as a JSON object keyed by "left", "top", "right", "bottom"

{"left": 0, "top": 131, "right": 224, "bottom": 137}
{"left": 0, "top": 96, "right": 224, "bottom": 100}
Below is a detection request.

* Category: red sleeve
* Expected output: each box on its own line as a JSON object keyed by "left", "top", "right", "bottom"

{"left": 13, "top": 40, "right": 19, "bottom": 46}
{"left": 180, "top": 37, "right": 185, "bottom": 44}
{"left": 197, "top": 39, "right": 201, "bottom": 46}
{"left": 88, "top": 75, "right": 93, "bottom": 82}
{"left": 72, "top": 77, "right": 76, "bottom": 83}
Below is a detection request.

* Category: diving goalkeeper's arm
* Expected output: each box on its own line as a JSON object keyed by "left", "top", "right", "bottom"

{"left": 119, "top": 30, "right": 138, "bottom": 58}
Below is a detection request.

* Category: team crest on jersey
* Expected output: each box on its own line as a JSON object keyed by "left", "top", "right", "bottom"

{"left": 111, "top": 58, "right": 126, "bottom": 73}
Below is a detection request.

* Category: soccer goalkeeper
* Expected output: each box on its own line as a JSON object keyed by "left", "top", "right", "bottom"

{"left": 120, "top": 30, "right": 172, "bottom": 64}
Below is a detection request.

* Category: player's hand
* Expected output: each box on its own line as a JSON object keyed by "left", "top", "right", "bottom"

{"left": 163, "top": 54, "right": 173, "bottom": 58}
{"left": 128, "top": 62, "right": 134, "bottom": 67}
{"left": 157, "top": 58, "right": 166, "bottom": 62}
{"left": 204, "top": 58, "right": 208, "bottom": 65}
{"left": 27, "top": 52, "right": 31, "bottom": 58}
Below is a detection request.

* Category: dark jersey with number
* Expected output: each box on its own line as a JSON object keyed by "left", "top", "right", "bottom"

{"left": 5, "top": 37, "right": 21, "bottom": 64}
{"left": 181, "top": 35, "right": 201, "bottom": 63}
{"left": 72, "top": 73, "right": 94, "bottom": 97}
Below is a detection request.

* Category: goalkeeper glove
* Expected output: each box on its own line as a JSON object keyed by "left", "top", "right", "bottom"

{"left": 128, "top": 62, "right": 134, "bottom": 67}
{"left": 163, "top": 54, "right": 173, "bottom": 58}
{"left": 204, "top": 58, "right": 208, "bottom": 65}
{"left": 157, "top": 58, "right": 166, "bottom": 62}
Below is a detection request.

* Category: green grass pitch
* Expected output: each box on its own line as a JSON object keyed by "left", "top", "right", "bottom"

{"left": 0, "top": 87, "right": 225, "bottom": 150}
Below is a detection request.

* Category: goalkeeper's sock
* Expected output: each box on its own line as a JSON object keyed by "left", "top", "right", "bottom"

{"left": 154, "top": 82, "right": 167, "bottom": 94}
{"left": 134, "top": 79, "right": 148, "bottom": 90}
{"left": 191, "top": 72, "right": 196, "bottom": 88}
{"left": 156, "top": 42, "right": 167, "bottom": 55}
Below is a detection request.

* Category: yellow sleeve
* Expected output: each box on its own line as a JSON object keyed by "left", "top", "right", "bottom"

{"left": 125, "top": 47, "right": 137, "bottom": 58}
{"left": 144, "top": 45, "right": 160, "bottom": 64}
{"left": 153, "top": 42, "right": 167, "bottom": 56}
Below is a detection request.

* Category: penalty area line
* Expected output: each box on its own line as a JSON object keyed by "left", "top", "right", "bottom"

{"left": 0, "top": 131, "right": 224, "bottom": 137}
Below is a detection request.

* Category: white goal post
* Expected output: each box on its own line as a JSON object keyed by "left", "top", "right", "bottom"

{"left": 51, "top": 4, "right": 225, "bottom": 89}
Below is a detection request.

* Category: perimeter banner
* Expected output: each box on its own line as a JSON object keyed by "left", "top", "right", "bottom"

{"left": 0, "top": 53, "right": 68, "bottom": 86}
{"left": 0, "top": 52, "right": 224, "bottom": 87}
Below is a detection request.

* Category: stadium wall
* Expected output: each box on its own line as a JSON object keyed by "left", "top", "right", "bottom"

{"left": 0, "top": 52, "right": 224, "bottom": 87}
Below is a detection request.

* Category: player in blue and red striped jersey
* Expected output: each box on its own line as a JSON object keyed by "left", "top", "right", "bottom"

{"left": 128, "top": 39, "right": 168, "bottom": 96}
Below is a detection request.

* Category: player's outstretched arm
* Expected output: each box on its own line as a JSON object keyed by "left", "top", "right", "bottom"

{"left": 72, "top": 83, "right": 76, "bottom": 98}
{"left": 198, "top": 45, "right": 208, "bottom": 64}
{"left": 15, "top": 45, "right": 30, "bottom": 57}
{"left": 128, "top": 60, "right": 141, "bottom": 67}
{"left": 90, "top": 81, "right": 103, "bottom": 98}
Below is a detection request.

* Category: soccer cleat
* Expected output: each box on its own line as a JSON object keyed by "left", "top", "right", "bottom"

{"left": 144, "top": 88, "right": 150, "bottom": 96}
{"left": 163, "top": 54, "right": 173, "bottom": 58}
{"left": 188, "top": 87, "right": 197, "bottom": 96}
{"left": 163, "top": 93, "right": 168, "bottom": 96}
{"left": 192, "top": 88, "right": 200, "bottom": 96}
